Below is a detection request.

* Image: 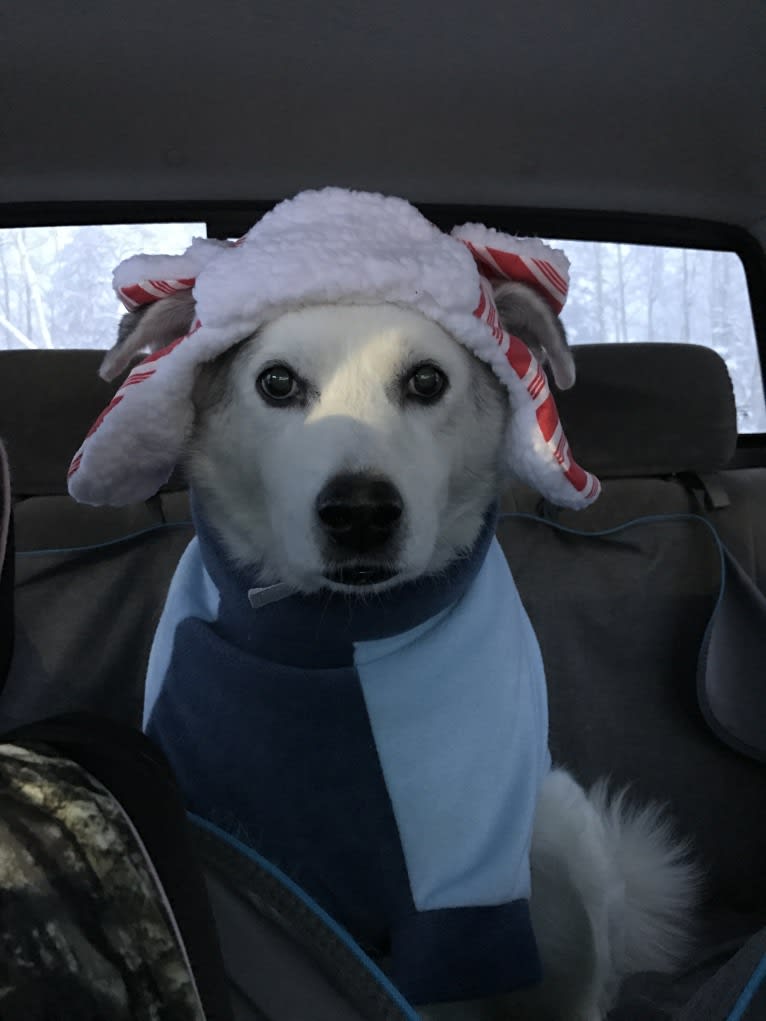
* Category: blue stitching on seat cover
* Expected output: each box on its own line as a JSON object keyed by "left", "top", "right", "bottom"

{"left": 189, "top": 812, "right": 421, "bottom": 1021}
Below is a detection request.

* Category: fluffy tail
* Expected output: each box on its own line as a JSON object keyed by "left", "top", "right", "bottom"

{"left": 588, "top": 779, "right": 701, "bottom": 977}
{"left": 529, "top": 769, "right": 701, "bottom": 1020}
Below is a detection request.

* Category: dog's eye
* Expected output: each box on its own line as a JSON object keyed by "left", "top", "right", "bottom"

{"left": 406, "top": 364, "right": 447, "bottom": 402}
{"left": 257, "top": 365, "right": 299, "bottom": 403}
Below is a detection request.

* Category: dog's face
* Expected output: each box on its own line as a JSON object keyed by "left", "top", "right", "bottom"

{"left": 103, "top": 273, "right": 573, "bottom": 595}
{"left": 188, "top": 304, "right": 508, "bottom": 594}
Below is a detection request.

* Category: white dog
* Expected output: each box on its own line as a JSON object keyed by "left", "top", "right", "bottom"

{"left": 76, "top": 190, "right": 698, "bottom": 1021}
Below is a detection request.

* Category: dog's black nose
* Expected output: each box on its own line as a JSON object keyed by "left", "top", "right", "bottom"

{"left": 316, "top": 473, "right": 403, "bottom": 553}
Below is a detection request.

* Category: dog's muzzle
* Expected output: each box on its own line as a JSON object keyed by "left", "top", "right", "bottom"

{"left": 316, "top": 472, "right": 402, "bottom": 584}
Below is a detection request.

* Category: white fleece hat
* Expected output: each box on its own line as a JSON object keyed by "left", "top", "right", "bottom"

{"left": 68, "top": 188, "right": 599, "bottom": 509}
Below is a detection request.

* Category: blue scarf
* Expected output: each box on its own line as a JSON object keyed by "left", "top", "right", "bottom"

{"left": 145, "top": 500, "right": 550, "bottom": 1005}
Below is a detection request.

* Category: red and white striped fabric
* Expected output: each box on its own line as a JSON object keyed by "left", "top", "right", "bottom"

{"left": 459, "top": 242, "right": 568, "bottom": 315}
{"left": 469, "top": 274, "right": 599, "bottom": 502}
{"left": 68, "top": 188, "right": 599, "bottom": 509}
{"left": 118, "top": 277, "right": 196, "bottom": 311}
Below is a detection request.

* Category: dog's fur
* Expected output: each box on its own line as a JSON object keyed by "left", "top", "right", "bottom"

{"left": 106, "top": 285, "right": 698, "bottom": 1020}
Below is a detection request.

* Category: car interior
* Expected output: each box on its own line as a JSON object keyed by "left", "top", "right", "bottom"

{"left": 1, "top": 2, "right": 765, "bottom": 1019}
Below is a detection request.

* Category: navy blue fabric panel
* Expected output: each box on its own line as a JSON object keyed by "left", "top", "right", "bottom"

{"left": 389, "top": 900, "right": 541, "bottom": 1005}
{"left": 147, "top": 616, "right": 413, "bottom": 953}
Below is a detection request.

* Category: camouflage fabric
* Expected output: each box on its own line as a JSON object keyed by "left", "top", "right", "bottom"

{"left": 0, "top": 742, "right": 205, "bottom": 1020}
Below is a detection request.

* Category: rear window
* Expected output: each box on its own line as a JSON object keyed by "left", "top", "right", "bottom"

{"left": 1, "top": 226, "right": 763, "bottom": 432}
{"left": 549, "top": 240, "right": 764, "bottom": 432}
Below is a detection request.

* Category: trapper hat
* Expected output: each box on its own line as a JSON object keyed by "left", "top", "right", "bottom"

{"left": 68, "top": 188, "right": 600, "bottom": 509}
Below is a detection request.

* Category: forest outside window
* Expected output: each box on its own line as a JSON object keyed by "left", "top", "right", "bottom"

{"left": 548, "top": 239, "right": 763, "bottom": 432}
{"left": 0, "top": 223, "right": 203, "bottom": 353}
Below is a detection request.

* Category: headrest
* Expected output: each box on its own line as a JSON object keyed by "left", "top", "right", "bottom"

{"left": 554, "top": 343, "right": 737, "bottom": 477}
{"left": 0, "top": 350, "right": 185, "bottom": 498}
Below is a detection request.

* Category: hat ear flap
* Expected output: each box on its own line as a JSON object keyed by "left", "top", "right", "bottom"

{"left": 100, "top": 290, "right": 197, "bottom": 382}
{"left": 492, "top": 280, "right": 575, "bottom": 391}
{"left": 99, "top": 235, "right": 232, "bottom": 381}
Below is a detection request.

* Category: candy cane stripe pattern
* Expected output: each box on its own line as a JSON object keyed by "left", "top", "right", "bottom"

{"left": 68, "top": 188, "right": 599, "bottom": 509}
{"left": 468, "top": 273, "right": 599, "bottom": 502}
{"left": 461, "top": 241, "right": 567, "bottom": 315}
{"left": 67, "top": 320, "right": 204, "bottom": 495}
{"left": 118, "top": 277, "right": 196, "bottom": 311}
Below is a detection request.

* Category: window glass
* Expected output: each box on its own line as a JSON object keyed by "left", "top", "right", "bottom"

{"left": 548, "top": 240, "right": 765, "bottom": 432}
{"left": 0, "top": 223, "right": 204, "bottom": 352}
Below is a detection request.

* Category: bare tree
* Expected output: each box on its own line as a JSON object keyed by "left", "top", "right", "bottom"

{"left": 615, "top": 244, "right": 629, "bottom": 342}
{"left": 15, "top": 231, "right": 53, "bottom": 348}
{"left": 681, "top": 249, "right": 692, "bottom": 342}
{"left": 646, "top": 248, "right": 665, "bottom": 342}
{"left": 0, "top": 304, "right": 38, "bottom": 349}
{"left": 593, "top": 243, "right": 607, "bottom": 343}
{"left": 0, "top": 242, "right": 10, "bottom": 319}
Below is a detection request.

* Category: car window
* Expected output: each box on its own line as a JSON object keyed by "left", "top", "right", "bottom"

{"left": 0, "top": 223, "right": 204, "bottom": 352}
{"left": 549, "top": 240, "right": 764, "bottom": 432}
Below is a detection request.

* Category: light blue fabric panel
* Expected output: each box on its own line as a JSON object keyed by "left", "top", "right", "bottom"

{"left": 355, "top": 538, "right": 550, "bottom": 912}
{"left": 143, "top": 537, "right": 220, "bottom": 726}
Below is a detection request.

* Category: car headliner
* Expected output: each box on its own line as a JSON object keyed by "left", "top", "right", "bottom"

{"left": 2, "top": 1, "right": 764, "bottom": 245}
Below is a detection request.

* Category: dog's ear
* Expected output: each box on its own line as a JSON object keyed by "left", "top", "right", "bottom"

{"left": 492, "top": 280, "right": 575, "bottom": 390}
{"left": 99, "top": 290, "right": 196, "bottom": 382}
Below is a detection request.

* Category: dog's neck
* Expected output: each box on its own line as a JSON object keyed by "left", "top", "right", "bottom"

{"left": 190, "top": 491, "right": 497, "bottom": 666}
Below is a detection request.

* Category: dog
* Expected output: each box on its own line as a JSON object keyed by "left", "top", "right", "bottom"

{"left": 97, "top": 288, "right": 697, "bottom": 1021}
{"left": 77, "top": 191, "right": 698, "bottom": 1020}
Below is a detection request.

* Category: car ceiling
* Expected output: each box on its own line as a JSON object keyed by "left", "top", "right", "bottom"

{"left": 2, "top": 1, "right": 765, "bottom": 243}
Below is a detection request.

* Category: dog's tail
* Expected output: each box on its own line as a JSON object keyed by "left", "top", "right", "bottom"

{"left": 587, "top": 779, "right": 701, "bottom": 978}
{"left": 529, "top": 769, "right": 701, "bottom": 1019}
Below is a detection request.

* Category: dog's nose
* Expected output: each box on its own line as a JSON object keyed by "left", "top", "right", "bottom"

{"left": 316, "top": 473, "right": 403, "bottom": 553}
